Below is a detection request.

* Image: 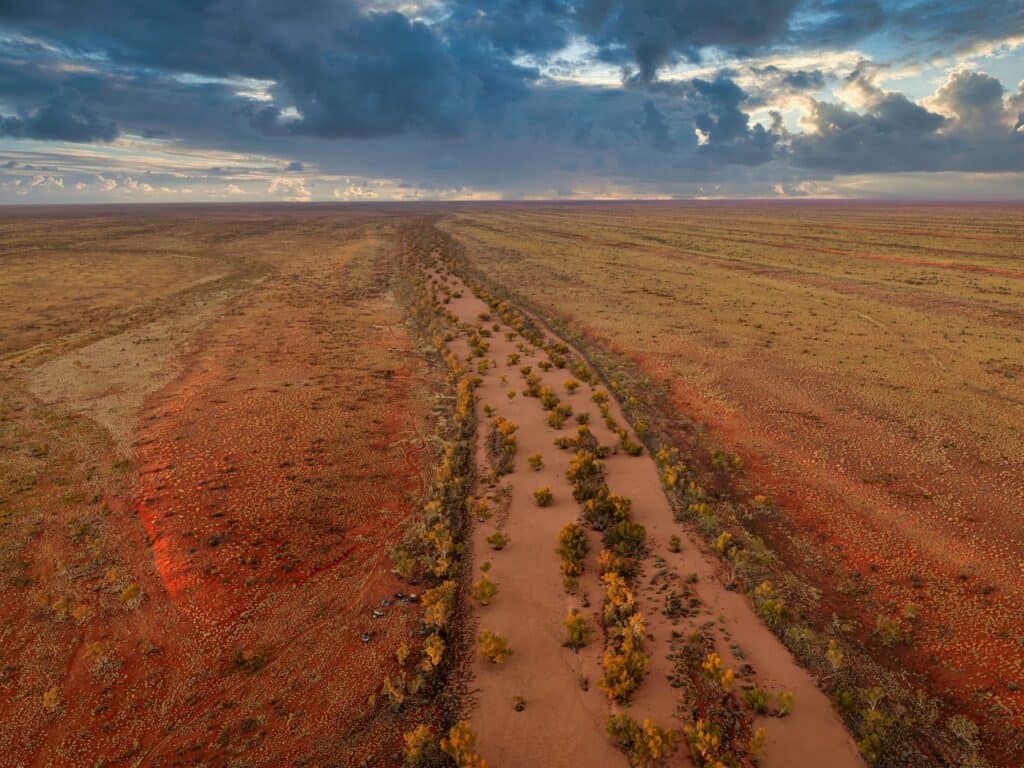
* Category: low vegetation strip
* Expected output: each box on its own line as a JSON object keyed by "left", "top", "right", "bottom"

{"left": 409, "top": 221, "right": 864, "bottom": 767}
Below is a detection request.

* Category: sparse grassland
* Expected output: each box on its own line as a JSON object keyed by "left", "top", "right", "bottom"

{"left": 4, "top": 201, "right": 1021, "bottom": 768}
{"left": 0, "top": 207, "right": 440, "bottom": 766}
{"left": 442, "top": 201, "right": 1024, "bottom": 767}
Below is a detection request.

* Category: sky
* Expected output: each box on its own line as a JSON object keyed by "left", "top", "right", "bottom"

{"left": 0, "top": 0, "right": 1022, "bottom": 202}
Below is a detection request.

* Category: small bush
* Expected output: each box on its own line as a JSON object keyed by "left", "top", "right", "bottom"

{"left": 533, "top": 487, "right": 553, "bottom": 506}
{"left": 472, "top": 573, "right": 498, "bottom": 605}
{"left": 605, "top": 520, "right": 646, "bottom": 558}
{"left": 701, "top": 652, "right": 734, "bottom": 692}
{"left": 546, "top": 410, "right": 568, "bottom": 429}
{"left": 874, "top": 614, "right": 904, "bottom": 646}
{"left": 668, "top": 534, "right": 682, "bottom": 553}
{"left": 743, "top": 687, "right": 770, "bottom": 714}
{"left": 477, "top": 630, "right": 513, "bottom": 663}
{"left": 608, "top": 714, "right": 679, "bottom": 766}
{"left": 622, "top": 439, "right": 644, "bottom": 456}
{"left": 777, "top": 690, "right": 795, "bottom": 716}
{"left": 557, "top": 522, "right": 589, "bottom": 577}
{"left": 403, "top": 724, "right": 443, "bottom": 766}
{"left": 441, "top": 721, "right": 487, "bottom": 768}
{"left": 528, "top": 453, "right": 544, "bottom": 470}
{"left": 563, "top": 610, "right": 591, "bottom": 650}
{"left": 753, "top": 580, "right": 785, "bottom": 628}
{"left": 565, "top": 378, "right": 580, "bottom": 393}
{"left": 486, "top": 530, "right": 510, "bottom": 550}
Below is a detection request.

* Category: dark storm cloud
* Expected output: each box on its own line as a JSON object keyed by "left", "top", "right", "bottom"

{"left": 889, "top": 0, "right": 1024, "bottom": 53}
{"left": 0, "top": 90, "right": 118, "bottom": 142}
{"left": 445, "top": 0, "right": 574, "bottom": 56}
{"left": 751, "top": 66, "right": 828, "bottom": 93}
{"left": 0, "top": 42, "right": 261, "bottom": 145}
{"left": 790, "top": 0, "right": 885, "bottom": 46}
{"left": 646, "top": 76, "right": 784, "bottom": 165}
{"left": 251, "top": 11, "right": 536, "bottom": 138}
{"left": 0, "top": 0, "right": 1022, "bottom": 196}
{"left": 641, "top": 100, "right": 674, "bottom": 151}
{"left": 577, "top": 0, "right": 802, "bottom": 80}
{"left": 0, "top": 1, "right": 537, "bottom": 140}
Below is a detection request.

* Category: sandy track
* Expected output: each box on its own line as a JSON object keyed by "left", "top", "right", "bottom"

{"left": 427, "top": 262, "right": 863, "bottom": 767}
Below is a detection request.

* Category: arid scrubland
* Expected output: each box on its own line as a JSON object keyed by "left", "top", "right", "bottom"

{"left": 1, "top": 202, "right": 1021, "bottom": 768}
{"left": 0, "top": 207, "right": 439, "bottom": 765}
{"left": 441, "top": 202, "right": 1024, "bottom": 766}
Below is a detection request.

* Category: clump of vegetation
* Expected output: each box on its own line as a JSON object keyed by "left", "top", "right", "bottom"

{"left": 668, "top": 534, "right": 682, "bottom": 553}
{"left": 622, "top": 438, "right": 644, "bottom": 456}
{"left": 777, "top": 690, "right": 795, "bottom": 716}
{"left": 472, "top": 571, "right": 498, "bottom": 605}
{"left": 557, "top": 522, "right": 589, "bottom": 580}
{"left": 403, "top": 724, "right": 444, "bottom": 766}
{"left": 539, "top": 385, "right": 560, "bottom": 410}
{"left": 752, "top": 580, "right": 785, "bottom": 628}
{"left": 607, "top": 714, "right": 679, "bottom": 766}
{"left": 528, "top": 453, "right": 544, "bottom": 470}
{"left": 565, "top": 378, "right": 580, "bottom": 394}
{"left": 422, "top": 580, "right": 458, "bottom": 628}
{"left": 563, "top": 610, "right": 591, "bottom": 650}
{"left": 582, "top": 489, "right": 631, "bottom": 531}
{"left": 599, "top": 586, "right": 650, "bottom": 703}
{"left": 421, "top": 633, "right": 445, "bottom": 673}
{"left": 750, "top": 727, "right": 767, "bottom": 761}
{"left": 655, "top": 446, "right": 687, "bottom": 489}
{"left": 477, "top": 629, "right": 513, "bottom": 663}
{"left": 684, "top": 718, "right": 728, "bottom": 768}
{"left": 567, "top": 449, "right": 605, "bottom": 501}
{"left": 469, "top": 497, "right": 491, "bottom": 522}
{"left": 522, "top": 372, "right": 542, "bottom": 397}
{"left": 546, "top": 409, "right": 569, "bottom": 428}
{"left": 486, "top": 530, "right": 510, "bottom": 551}
{"left": 489, "top": 416, "right": 518, "bottom": 475}
{"left": 701, "top": 651, "right": 735, "bottom": 692}
{"left": 742, "top": 686, "right": 770, "bottom": 714}
{"left": 533, "top": 487, "right": 553, "bottom": 506}
{"left": 874, "top": 614, "right": 905, "bottom": 647}
{"left": 440, "top": 721, "right": 487, "bottom": 768}
{"left": 605, "top": 520, "right": 647, "bottom": 559}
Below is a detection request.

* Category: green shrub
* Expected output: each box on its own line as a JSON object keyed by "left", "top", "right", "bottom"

{"left": 486, "top": 531, "right": 510, "bottom": 550}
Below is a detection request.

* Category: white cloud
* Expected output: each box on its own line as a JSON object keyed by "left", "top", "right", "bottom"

{"left": 267, "top": 176, "right": 312, "bottom": 201}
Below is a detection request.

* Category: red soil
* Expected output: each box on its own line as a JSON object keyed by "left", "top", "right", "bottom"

{"left": 2, "top": 229, "right": 438, "bottom": 767}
